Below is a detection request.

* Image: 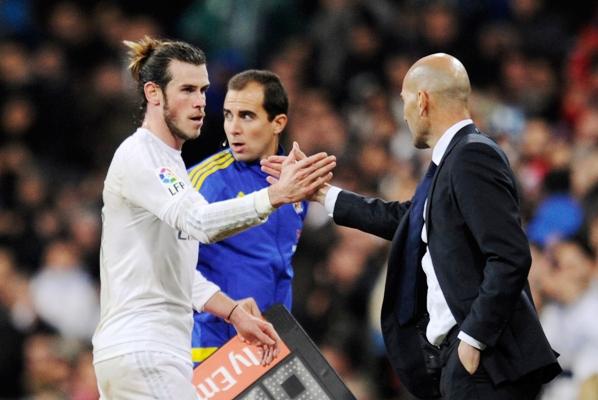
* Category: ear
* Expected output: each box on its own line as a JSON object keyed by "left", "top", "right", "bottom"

{"left": 271, "top": 114, "right": 288, "bottom": 135}
{"left": 417, "top": 91, "right": 429, "bottom": 117}
{"left": 144, "top": 82, "right": 163, "bottom": 106}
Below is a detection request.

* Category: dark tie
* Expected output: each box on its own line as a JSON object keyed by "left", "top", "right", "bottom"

{"left": 397, "top": 161, "right": 437, "bottom": 325}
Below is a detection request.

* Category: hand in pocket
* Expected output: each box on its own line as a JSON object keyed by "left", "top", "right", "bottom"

{"left": 458, "top": 340, "right": 480, "bottom": 375}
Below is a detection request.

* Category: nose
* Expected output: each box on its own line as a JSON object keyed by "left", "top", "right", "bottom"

{"left": 194, "top": 92, "right": 206, "bottom": 108}
{"left": 225, "top": 115, "right": 242, "bottom": 136}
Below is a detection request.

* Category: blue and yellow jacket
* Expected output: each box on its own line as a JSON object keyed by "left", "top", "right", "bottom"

{"left": 187, "top": 148, "right": 307, "bottom": 363}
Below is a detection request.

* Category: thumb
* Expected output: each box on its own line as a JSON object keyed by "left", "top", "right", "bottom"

{"left": 292, "top": 141, "right": 307, "bottom": 160}
{"left": 283, "top": 149, "right": 296, "bottom": 165}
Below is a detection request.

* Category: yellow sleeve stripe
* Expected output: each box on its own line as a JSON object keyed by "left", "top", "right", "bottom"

{"left": 191, "top": 155, "right": 235, "bottom": 190}
{"left": 188, "top": 150, "right": 231, "bottom": 182}
{"left": 191, "top": 347, "right": 219, "bottom": 363}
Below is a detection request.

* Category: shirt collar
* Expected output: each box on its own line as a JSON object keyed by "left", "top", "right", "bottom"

{"left": 431, "top": 119, "right": 473, "bottom": 165}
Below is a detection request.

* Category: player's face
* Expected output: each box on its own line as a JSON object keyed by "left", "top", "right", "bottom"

{"left": 162, "top": 60, "right": 209, "bottom": 142}
{"left": 223, "top": 82, "right": 286, "bottom": 162}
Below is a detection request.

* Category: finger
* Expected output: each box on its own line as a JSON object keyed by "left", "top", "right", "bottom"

{"left": 295, "top": 155, "right": 335, "bottom": 175}
{"left": 261, "top": 164, "right": 282, "bottom": 178}
{"left": 261, "top": 155, "right": 286, "bottom": 164}
{"left": 261, "top": 321, "right": 281, "bottom": 344}
{"left": 295, "top": 158, "right": 336, "bottom": 182}
{"left": 266, "top": 176, "right": 279, "bottom": 185}
{"left": 293, "top": 152, "right": 329, "bottom": 169}
{"left": 266, "top": 345, "right": 275, "bottom": 365}
{"left": 251, "top": 322, "right": 276, "bottom": 346}
{"left": 304, "top": 173, "right": 333, "bottom": 196}
{"left": 292, "top": 142, "right": 308, "bottom": 160}
{"left": 260, "top": 345, "right": 273, "bottom": 366}
{"left": 283, "top": 150, "right": 297, "bottom": 166}
{"left": 303, "top": 156, "right": 337, "bottom": 177}
{"left": 260, "top": 159, "right": 283, "bottom": 170}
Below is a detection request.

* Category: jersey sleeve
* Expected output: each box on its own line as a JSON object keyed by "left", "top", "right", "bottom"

{"left": 121, "top": 151, "right": 274, "bottom": 243}
{"left": 120, "top": 151, "right": 183, "bottom": 218}
{"left": 191, "top": 269, "right": 220, "bottom": 311}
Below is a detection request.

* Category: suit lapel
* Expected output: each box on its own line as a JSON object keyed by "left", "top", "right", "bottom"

{"left": 425, "top": 124, "right": 479, "bottom": 232}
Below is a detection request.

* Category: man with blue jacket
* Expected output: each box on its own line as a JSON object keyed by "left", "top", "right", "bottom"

{"left": 188, "top": 70, "right": 307, "bottom": 363}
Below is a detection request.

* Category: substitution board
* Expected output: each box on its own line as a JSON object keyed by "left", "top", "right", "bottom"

{"left": 192, "top": 304, "right": 356, "bottom": 400}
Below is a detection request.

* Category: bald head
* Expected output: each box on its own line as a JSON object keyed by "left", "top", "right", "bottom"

{"left": 400, "top": 53, "right": 471, "bottom": 148}
{"left": 404, "top": 53, "right": 471, "bottom": 104}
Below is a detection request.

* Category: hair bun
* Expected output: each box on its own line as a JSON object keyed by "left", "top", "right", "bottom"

{"left": 123, "top": 36, "right": 162, "bottom": 82}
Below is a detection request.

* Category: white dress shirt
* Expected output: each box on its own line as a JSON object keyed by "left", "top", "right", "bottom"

{"left": 325, "top": 119, "right": 485, "bottom": 350}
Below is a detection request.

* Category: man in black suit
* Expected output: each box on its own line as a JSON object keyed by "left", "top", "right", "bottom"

{"left": 262, "top": 53, "right": 561, "bottom": 399}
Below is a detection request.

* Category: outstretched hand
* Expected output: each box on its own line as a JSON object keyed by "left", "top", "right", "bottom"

{"left": 261, "top": 142, "right": 332, "bottom": 204}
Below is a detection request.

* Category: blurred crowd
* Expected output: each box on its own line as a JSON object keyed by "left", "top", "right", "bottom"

{"left": 1, "top": 0, "right": 598, "bottom": 399}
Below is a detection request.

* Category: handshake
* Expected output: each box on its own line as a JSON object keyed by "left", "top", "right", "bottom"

{"left": 263, "top": 142, "right": 334, "bottom": 206}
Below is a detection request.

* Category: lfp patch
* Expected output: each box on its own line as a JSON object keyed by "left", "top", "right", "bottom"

{"left": 157, "top": 167, "right": 186, "bottom": 196}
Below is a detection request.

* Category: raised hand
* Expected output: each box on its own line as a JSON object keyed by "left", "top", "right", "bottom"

{"left": 266, "top": 142, "right": 335, "bottom": 207}
{"left": 262, "top": 142, "right": 332, "bottom": 204}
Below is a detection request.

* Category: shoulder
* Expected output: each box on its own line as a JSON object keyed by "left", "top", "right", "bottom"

{"left": 451, "top": 132, "right": 509, "bottom": 168}
{"left": 187, "top": 149, "right": 235, "bottom": 191}
{"left": 109, "top": 134, "right": 143, "bottom": 174}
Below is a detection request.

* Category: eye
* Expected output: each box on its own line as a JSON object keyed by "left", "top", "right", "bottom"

{"left": 240, "top": 112, "right": 254, "bottom": 120}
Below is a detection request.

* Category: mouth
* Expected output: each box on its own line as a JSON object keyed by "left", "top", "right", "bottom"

{"left": 230, "top": 142, "right": 245, "bottom": 152}
{"left": 190, "top": 115, "right": 204, "bottom": 126}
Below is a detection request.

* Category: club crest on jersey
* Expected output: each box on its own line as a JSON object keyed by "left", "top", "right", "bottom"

{"left": 157, "top": 167, "right": 185, "bottom": 196}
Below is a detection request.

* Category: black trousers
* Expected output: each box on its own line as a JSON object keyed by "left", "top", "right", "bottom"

{"left": 434, "top": 330, "right": 542, "bottom": 400}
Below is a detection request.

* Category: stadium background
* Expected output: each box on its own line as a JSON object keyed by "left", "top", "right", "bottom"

{"left": 1, "top": 0, "right": 598, "bottom": 399}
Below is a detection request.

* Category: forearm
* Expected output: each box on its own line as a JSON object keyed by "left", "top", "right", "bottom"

{"left": 333, "top": 190, "right": 408, "bottom": 241}
{"left": 165, "top": 188, "right": 274, "bottom": 243}
{"left": 202, "top": 291, "right": 238, "bottom": 321}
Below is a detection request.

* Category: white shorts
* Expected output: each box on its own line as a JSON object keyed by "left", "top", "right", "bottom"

{"left": 95, "top": 351, "right": 199, "bottom": 400}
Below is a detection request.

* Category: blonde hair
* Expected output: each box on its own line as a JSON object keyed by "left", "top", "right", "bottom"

{"left": 123, "top": 36, "right": 163, "bottom": 83}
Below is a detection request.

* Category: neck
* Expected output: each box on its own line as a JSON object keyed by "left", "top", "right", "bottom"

{"left": 427, "top": 111, "right": 470, "bottom": 148}
{"left": 142, "top": 111, "right": 184, "bottom": 150}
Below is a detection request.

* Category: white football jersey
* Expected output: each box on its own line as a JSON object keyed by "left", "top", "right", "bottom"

{"left": 93, "top": 128, "right": 272, "bottom": 364}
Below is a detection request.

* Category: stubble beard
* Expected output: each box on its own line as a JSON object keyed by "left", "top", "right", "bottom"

{"left": 164, "top": 99, "right": 200, "bottom": 143}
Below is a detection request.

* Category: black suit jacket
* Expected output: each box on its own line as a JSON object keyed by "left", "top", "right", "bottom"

{"left": 333, "top": 125, "right": 560, "bottom": 398}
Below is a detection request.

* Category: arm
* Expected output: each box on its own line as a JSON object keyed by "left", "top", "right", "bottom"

{"left": 452, "top": 142, "right": 531, "bottom": 348}
{"left": 332, "top": 189, "right": 410, "bottom": 241}
{"left": 261, "top": 144, "right": 409, "bottom": 241}
{"left": 124, "top": 151, "right": 335, "bottom": 243}
{"left": 202, "top": 291, "right": 281, "bottom": 365}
